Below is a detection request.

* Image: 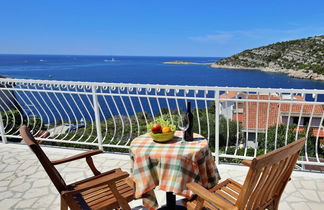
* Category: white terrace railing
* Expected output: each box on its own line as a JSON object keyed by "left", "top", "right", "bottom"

{"left": 0, "top": 78, "right": 324, "bottom": 168}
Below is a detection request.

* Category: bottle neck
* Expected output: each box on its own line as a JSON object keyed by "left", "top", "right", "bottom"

{"left": 187, "top": 102, "right": 191, "bottom": 112}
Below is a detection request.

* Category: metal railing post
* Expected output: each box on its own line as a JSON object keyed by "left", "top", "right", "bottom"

{"left": 215, "top": 89, "right": 220, "bottom": 165}
{"left": 92, "top": 86, "right": 103, "bottom": 150}
{"left": 0, "top": 113, "right": 7, "bottom": 144}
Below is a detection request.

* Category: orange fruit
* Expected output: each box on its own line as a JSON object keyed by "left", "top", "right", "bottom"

{"left": 162, "top": 126, "right": 171, "bottom": 133}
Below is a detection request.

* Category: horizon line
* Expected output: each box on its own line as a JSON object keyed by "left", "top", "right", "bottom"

{"left": 0, "top": 53, "right": 226, "bottom": 58}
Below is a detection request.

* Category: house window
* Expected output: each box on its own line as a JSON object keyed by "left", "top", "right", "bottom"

{"left": 293, "top": 117, "right": 299, "bottom": 125}
{"left": 303, "top": 117, "right": 310, "bottom": 126}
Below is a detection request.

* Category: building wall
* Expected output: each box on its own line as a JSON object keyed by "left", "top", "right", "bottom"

{"left": 220, "top": 101, "right": 234, "bottom": 120}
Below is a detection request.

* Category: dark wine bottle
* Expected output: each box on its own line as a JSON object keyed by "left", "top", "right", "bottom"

{"left": 184, "top": 101, "right": 194, "bottom": 141}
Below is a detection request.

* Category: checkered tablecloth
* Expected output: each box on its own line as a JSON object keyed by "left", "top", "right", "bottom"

{"left": 130, "top": 131, "right": 220, "bottom": 209}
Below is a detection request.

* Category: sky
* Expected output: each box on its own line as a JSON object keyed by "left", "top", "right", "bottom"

{"left": 0, "top": 0, "right": 323, "bottom": 57}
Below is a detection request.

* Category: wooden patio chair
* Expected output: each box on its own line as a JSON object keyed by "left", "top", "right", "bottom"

{"left": 185, "top": 137, "right": 306, "bottom": 210}
{"left": 20, "top": 125, "right": 134, "bottom": 210}
{"left": 34, "top": 129, "right": 50, "bottom": 144}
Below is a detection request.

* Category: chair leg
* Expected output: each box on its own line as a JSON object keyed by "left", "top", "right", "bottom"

{"left": 267, "top": 200, "right": 279, "bottom": 210}
{"left": 61, "top": 196, "right": 68, "bottom": 210}
{"left": 194, "top": 197, "right": 205, "bottom": 210}
{"left": 272, "top": 200, "right": 280, "bottom": 210}
{"left": 108, "top": 182, "right": 131, "bottom": 210}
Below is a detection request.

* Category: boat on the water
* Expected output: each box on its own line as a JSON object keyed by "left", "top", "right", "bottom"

{"left": 104, "top": 58, "right": 115, "bottom": 62}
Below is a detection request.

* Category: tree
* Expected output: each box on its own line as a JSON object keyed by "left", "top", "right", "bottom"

{"left": 258, "top": 123, "right": 321, "bottom": 157}
{"left": 219, "top": 115, "right": 242, "bottom": 147}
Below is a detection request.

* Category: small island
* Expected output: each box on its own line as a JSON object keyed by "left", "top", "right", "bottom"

{"left": 162, "top": 60, "right": 211, "bottom": 65}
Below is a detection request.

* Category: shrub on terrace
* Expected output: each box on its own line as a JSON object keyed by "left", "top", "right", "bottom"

{"left": 0, "top": 109, "right": 44, "bottom": 141}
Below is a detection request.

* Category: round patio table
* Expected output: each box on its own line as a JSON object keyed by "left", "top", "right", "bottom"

{"left": 130, "top": 131, "right": 220, "bottom": 209}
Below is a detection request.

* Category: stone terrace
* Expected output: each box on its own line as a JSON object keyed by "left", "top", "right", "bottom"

{"left": 1, "top": 143, "right": 324, "bottom": 210}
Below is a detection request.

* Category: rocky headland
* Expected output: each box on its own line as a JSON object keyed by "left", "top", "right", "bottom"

{"left": 163, "top": 35, "right": 324, "bottom": 81}
{"left": 212, "top": 35, "right": 324, "bottom": 81}
{"left": 210, "top": 64, "right": 324, "bottom": 81}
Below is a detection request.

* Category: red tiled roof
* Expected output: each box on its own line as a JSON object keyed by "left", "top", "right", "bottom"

{"left": 240, "top": 94, "right": 323, "bottom": 130}
{"left": 294, "top": 95, "right": 304, "bottom": 101}
{"left": 280, "top": 95, "right": 323, "bottom": 114}
{"left": 280, "top": 103, "right": 323, "bottom": 114}
{"left": 220, "top": 91, "right": 238, "bottom": 99}
{"left": 228, "top": 93, "right": 323, "bottom": 131}
{"left": 293, "top": 127, "right": 305, "bottom": 132}
{"left": 293, "top": 128, "right": 324, "bottom": 139}
{"left": 242, "top": 95, "right": 281, "bottom": 130}
{"left": 312, "top": 128, "right": 324, "bottom": 138}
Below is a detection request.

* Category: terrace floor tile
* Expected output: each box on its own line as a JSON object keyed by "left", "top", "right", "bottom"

{"left": 0, "top": 143, "right": 323, "bottom": 210}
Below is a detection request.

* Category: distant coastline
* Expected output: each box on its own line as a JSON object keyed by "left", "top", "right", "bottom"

{"left": 162, "top": 60, "right": 211, "bottom": 65}
{"left": 162, "top": 60, "right": 324, "bottom": 81}
{"left": 210, "top": 63, "right": 324, "bottom": 81}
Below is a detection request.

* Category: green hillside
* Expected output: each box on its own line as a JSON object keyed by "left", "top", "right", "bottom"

{"left": 216, "top": 35, "right": 324, "bottom": 75}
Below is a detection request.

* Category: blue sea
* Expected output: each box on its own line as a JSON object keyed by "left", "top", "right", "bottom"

{"left": 1, "top": 54, "right": 324, "bottom": 89}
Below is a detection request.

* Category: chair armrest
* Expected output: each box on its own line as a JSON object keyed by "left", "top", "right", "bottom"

{"left": 241, "top": 160, "right": 252, "bottom": 167}
{"left": 70, "top": 168, "right": 121, "bottom": 186}
{"left": 187, "top": 182, "right": 236, "bottom": 210}
{"left": 61, "top": 170, "right": 129, "bottom": 196}
{"left": 52, "top": 150, "right": 103, "bottom": 165}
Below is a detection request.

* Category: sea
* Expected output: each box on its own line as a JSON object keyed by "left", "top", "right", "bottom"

{"left": 1, "top": 54, "right": 324, "bottom": 89}
{"left": 1, "top": 54, "right": 324, "bottom": 123}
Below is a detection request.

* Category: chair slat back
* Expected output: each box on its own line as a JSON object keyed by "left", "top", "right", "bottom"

{"left": 236, "top": 137, "right": 306, "bottom": 210}
{"left": 20, "top": 125, "right": 67, "bottom": 192}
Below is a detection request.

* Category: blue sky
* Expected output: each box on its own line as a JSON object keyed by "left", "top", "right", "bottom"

{"left": 0, "top": 0, "right": 323, "bottom": 57}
